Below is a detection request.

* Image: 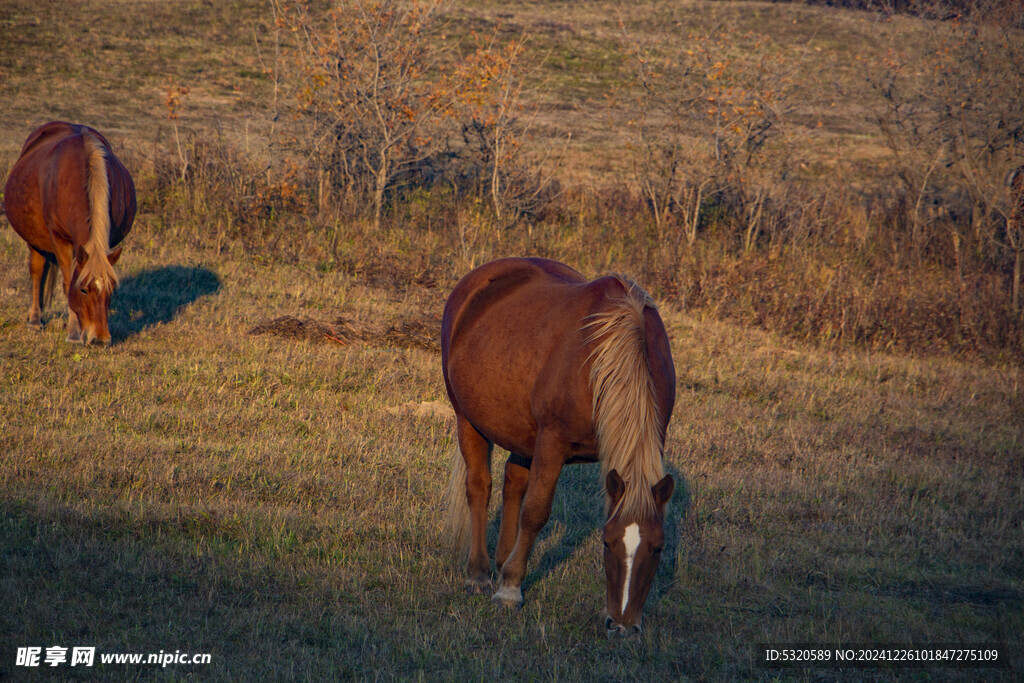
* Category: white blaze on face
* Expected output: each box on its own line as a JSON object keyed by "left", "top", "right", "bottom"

{"left": 621, "top": 522, "right": 641, "bottom": 613}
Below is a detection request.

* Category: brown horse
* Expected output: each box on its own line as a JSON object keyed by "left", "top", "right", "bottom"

{"left": 441, "top": 257, "right": 675, "bottom": 636}
{"left": 4, "top": 121, "right": 136, "bottom": 344}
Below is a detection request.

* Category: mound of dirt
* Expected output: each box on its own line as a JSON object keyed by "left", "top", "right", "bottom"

{"left": 379, "top": 317, "right": 440, "bottom": 351}
{"left": 249, "top": 314, "right": 440, "bottom": 352}
{"left": 249, "top": 316, "right": 340, "bottom": 341}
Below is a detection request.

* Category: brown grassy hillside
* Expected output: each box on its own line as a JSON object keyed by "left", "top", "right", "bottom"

{"left": 1, "top": 0, "right": 1022, "bottom": 679}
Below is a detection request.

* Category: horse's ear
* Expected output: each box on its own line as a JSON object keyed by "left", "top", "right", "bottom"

{"left": 107, "top": 246, "right": 123, "bottom": 266}
{"left": 75, "top": 247, "right": 88, "bottom": 267}
{"left": 605, "top": 469, "right": 625, "bottom": 507}
{"left": 651, "top": 474, "right": 674, "bottom": 509}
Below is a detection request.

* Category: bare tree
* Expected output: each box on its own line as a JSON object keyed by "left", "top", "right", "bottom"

{"left": 278, "top": 0, "right": 455, "bottom": 228}
{"left": 872, "top": 5, "right": 1024, "bottom": 307}
{"left": 453, "top": 33, "right": 564, "bottom": 227}
{"left": 620, "top": 15, "right": 816, "bottom": 252}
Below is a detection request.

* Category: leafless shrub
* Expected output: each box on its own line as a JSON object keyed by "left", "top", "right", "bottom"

{"left": 276, "top": 0, "right": 456, "bottom": 228}
{"left": 449, "top": 32, "right": 566, "bottom": 227}
{"left": 871, "top": 6, "right": 1024, "bottom": 311}
{"left": 619, "top": 15, "right": 823, "bottom": 258}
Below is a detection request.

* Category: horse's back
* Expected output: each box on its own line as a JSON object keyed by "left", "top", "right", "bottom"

{"left": 442, "top": 258, "right": 584, "bottom": 346}
{"left": 6, "top": 125, "right": 88, "bottom": 250}
{"left": 18, "top": 121, "right": 79, "bottom": 156}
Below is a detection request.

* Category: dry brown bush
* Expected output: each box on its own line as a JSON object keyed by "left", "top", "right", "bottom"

{"left": 871, "top": 7, "right": 1024, "bottom": 312}
{"left": 275, "top": 0, "right": 456, "bottom": 228}
{"left": 619, "top": 15, "right": 823, "bottom": 253}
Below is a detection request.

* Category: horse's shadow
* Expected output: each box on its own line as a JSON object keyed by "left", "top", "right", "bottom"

{"left": 487, "top": 458, "right": 690, "bottom": 599}
{"left": 109, "top": 265, "right": 221, "bottom": 343}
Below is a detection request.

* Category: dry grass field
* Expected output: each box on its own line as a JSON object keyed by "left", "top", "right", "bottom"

{"left": 1, "top": 0, "right": 1022, "bottom": 679}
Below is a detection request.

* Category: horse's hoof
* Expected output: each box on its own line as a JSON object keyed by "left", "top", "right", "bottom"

{"left": 27, "top": 319, "right": 43, "bottom": 330}
{"left": 464, "top": 576, "right": 492, "bottom": 595}
{"left": 491, "top": 584, "right": 523, "bottom": 609}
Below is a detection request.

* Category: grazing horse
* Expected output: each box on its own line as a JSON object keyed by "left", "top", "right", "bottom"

{"left": 3, "top": 121, "right": 136, "bottom": 344}
{"left": 441, "top": 257, "right": 675, "bottom": 636}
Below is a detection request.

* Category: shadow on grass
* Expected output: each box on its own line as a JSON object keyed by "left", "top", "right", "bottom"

{"left": 0, "top": 501, "right": 373, "bottom": 679}
{"left": 486, "top": 456, "right": 690, "bottom": 604}
{"left": 110, "top": 265, "right": 221, "bottom": 343}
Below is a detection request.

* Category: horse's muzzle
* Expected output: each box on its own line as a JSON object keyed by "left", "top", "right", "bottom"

{"left": 605, "top": 615, "right": 643, "bottom": 639}
{"left": 83, "top": 329, "right": 111, "bottom": 346}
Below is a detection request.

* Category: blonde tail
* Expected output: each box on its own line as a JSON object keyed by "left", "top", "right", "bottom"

{"left": 441, "top": 442, "right": 471, "bottom": 560}
{"left": 78, "top": 133, "right": 118, "bottom": 293}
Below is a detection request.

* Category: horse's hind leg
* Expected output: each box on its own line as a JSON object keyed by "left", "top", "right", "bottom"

{"left": 27, "top": 248, "right": 48, "bottom": 328}
{"left": 495, "top": 456, "right": 530, "bottom": 573}
{"left": 457, "top": 415, "right": 493, "bottom": 594}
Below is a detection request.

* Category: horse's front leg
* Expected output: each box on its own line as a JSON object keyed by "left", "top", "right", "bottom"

{"left": 52, "top": 240, "right": 82, "bottom": 343}
{"left": 457, "top": 415, "right": 494, "bottom": 594}
{"left": 493, "top": 431, "right": 565, "bottom": 608}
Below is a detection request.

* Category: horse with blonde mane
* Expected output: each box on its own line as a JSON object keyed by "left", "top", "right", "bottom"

{"left": 4, "top": 122, "right": 136, "bottom": 345}
{"left": 441, "top": 257, "right": 675, "bottom": 637}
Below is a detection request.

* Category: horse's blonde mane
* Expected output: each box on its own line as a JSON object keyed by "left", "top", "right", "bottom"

{"left": 584, "top": 277, "right": 665, "bottom": 520}
{"left": 77, "top": 133, "right": 118, "bottom": 294}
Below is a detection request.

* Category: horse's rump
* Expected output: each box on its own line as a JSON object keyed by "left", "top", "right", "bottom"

{"left": 442, "top": 258, "right": 607, "bottom": 459}
{"left": 5, "top": 122, "right": 135, "bottom": 264}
